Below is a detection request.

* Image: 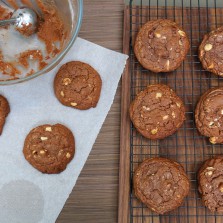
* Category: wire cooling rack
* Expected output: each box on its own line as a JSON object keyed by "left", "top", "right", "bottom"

{"left": 129, "top": 0, "right": 223, "bottom": 222}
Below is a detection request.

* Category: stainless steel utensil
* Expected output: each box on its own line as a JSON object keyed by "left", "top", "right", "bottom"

{"left": 0, "top": 7, "right": 38, "bottom": 35}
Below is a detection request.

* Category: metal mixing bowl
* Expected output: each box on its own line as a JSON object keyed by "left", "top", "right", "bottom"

{"left": 0, "top": 0, "right": 83, "bottom": 85}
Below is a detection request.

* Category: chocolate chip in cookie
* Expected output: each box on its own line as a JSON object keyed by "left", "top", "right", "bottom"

{"left": 129, "top": 84, "right": 186, "bottom": 140}
{"left": 198, "top": 157, "right": 223, "bottom": 212}
{"left": 23, "top": 124, "right": 75, "bottom": 174}
{"left": 199, "top": 26, "right": 223, "bottom": 76}
{"left": 54, "top": 61, "right": 102, "bottom": 110}
{"left": 195, "top": 87, "right": 223, "bottom": 144}
{"left": 134, "top": 157, "right": 190, "bottom": 214}
{"left": 134, "top": 19, "right": 190, "bottom": 73}
{"left": 0, "top": 95, "right": 10, "bottom": 135}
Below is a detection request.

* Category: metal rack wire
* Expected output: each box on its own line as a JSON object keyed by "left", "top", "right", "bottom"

{"left": 129, "top": 0, "right": 223, "bottom": 222}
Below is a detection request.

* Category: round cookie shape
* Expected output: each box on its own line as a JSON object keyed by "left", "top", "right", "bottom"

{"left": 54, "top": 61, "right": 102, "bottom": 110}
{"left": 198, "top": 157, "right": 223, "bottom": 212}
{"left": 199, "top": 27, "right": 223, "bottom": 76}
{"left": 134, "top": 19, "right": 190, "bottom": 73}
{"left": 195, "top": 87, "right": 223, "bottom": 144}
{"left": 134, "top": 157, "right": 190, "bottom": 214}
{"left": 129, "top": 84, "right": 185, "bottom": 140}
{"left": 0, "top": 95, "right": 10, "bottom": 135}
{"left": 23, "top": 124, "right": 75, "bottom": 174}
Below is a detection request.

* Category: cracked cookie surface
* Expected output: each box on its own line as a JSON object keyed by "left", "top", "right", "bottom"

{"left": 0, "top": 95, "right": 10, "bottom": 135}
{"left": 198, "top": 157, "right": 223, "bottom": 212}
{"left": 54, "top": 61, "right": 102, "bottom": 110}
{"left": 199, "top": 27, "right": 223, "bottom": 76}
{"left": 195, "top": 87, "right": 223, "bottom": 144}
{"left": 134, "top": 157, "right": 190, "bottom": 214}
{"left": 23, "top": 124, "right": 75, "bottom": 174}
{"left": 134, "top": 19, "right": 190, "bottom": 73}
{"left": 129, "top": 84, "right": 185, "bottom": 140}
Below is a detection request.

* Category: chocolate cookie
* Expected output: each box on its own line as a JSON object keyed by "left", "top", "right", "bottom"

{"left": 195, "top": 87, "right": 223, "bottom": 144}
{"left": 54, "top": 61, "right": 102, "bottom": 110}
{"left": 129, "top": 84, "right": 185, "bottom": 140}
{"left": 23, "top": 124, "right": 75, "bottom": 174}
{"left": 134, "top": 157, "right": 190, "bottom": 214}
{"left": 134, "top": 19, "right": 190, "bottom": 73}
{"left": 199, "top": 27, "right": 223, "bottom": 76}
{"left": 0, "top": 95, "right": 10, "bottom": 135}
{"left": 198, "top": 157, "right": 223, "bottom": 212}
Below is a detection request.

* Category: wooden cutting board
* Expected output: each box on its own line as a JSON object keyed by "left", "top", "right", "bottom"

{"left": 119, "top": 4, "right": 223, "bottom": 223}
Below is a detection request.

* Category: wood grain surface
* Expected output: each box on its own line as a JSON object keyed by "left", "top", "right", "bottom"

{"left": 118, "top": 6, "right": 130, "bottom": 223}
{"left": 56, "top": 0, "right": 124, "bottom": 222}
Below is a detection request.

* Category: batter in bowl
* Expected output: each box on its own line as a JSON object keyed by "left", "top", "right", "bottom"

{"left": 0, "top": 0, "right": 67, "bottom": 80}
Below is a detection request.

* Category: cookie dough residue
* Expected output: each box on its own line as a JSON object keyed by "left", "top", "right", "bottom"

{"left": 0, "top": 180, "right": 44, "bottom": 223}
{"left": 0, "top": 51, "right": 21, "bottom": 77}
{"left": 16, "top": 23, "right": 33, "bottom": 37}
{"left": 0, "top": 6, "right": 12, "bottom": 21}
{"left": 37, "top": 0, "right": 66, "bottom": 55}
{"left": 6, "top": 0, "right": 18, "bottom": 9}
{"left": 0, "top": 1, "right": 67, "bottom": 80}
{"left": 18, "top": 50, "right": 48, "bottom": 70}
{"left": 21, "top": 0, "right": 33, "bottom": 8}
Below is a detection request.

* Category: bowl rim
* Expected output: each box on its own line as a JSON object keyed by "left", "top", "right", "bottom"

{"left": 0, "top": 0, "right": 84, "bottom": 85}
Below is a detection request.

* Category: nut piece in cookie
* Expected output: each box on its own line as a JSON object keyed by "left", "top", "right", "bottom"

{"left": 134, "top": 157, "right": 190, "bottom": 214}
{"left": 129, "top": 84, "right": 186, "bottom": 140}
{"left": 199, "top": 26, "right": 223, "bottom": 76}
{"left": 198, "top": 157, "right": 223, "bottom": 212}
{"left": 134, "top": 19, "right": 190, "bottom": 73}
{"left": 195, "top": 87, "right": 223, "bottom": 144}
{"left": 23, "top": 124, "right": 75, "bottom": 174}
{"left": 54, "top": 61, "right": 102, "bottom": 110}
{"left": 0, "top": 95, "right": 10, "bottom": 135}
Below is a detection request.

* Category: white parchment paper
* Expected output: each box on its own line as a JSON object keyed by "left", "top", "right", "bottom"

{"left": 0, "top": 37, "right": 128, "bottom": 223}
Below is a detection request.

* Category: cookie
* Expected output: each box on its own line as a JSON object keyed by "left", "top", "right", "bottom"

{"left": 0, "top": 95, "right": 10, "bottom": 135}
{"left": 23, "top": 124, "right": 75, "bottom": 174}
{"left": 134, "top": 157, "right": 190, "bottom": 214}
{"left": 198, "top": 157, "right": 223, "bottom": 212}
{"left": 54, "top": 61, "right": 102, "bottom": 110}
{"left": 129, "top": 84, "right": 185, "bottom": 140}
{"left": 134, "top": 19, "right": 190, "bottom": 73}
{"left": 199, "top": 27, "right": 223, "bottom": 76}
{"left": 195, "top": 87, "right": 223, "bottom": 144}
